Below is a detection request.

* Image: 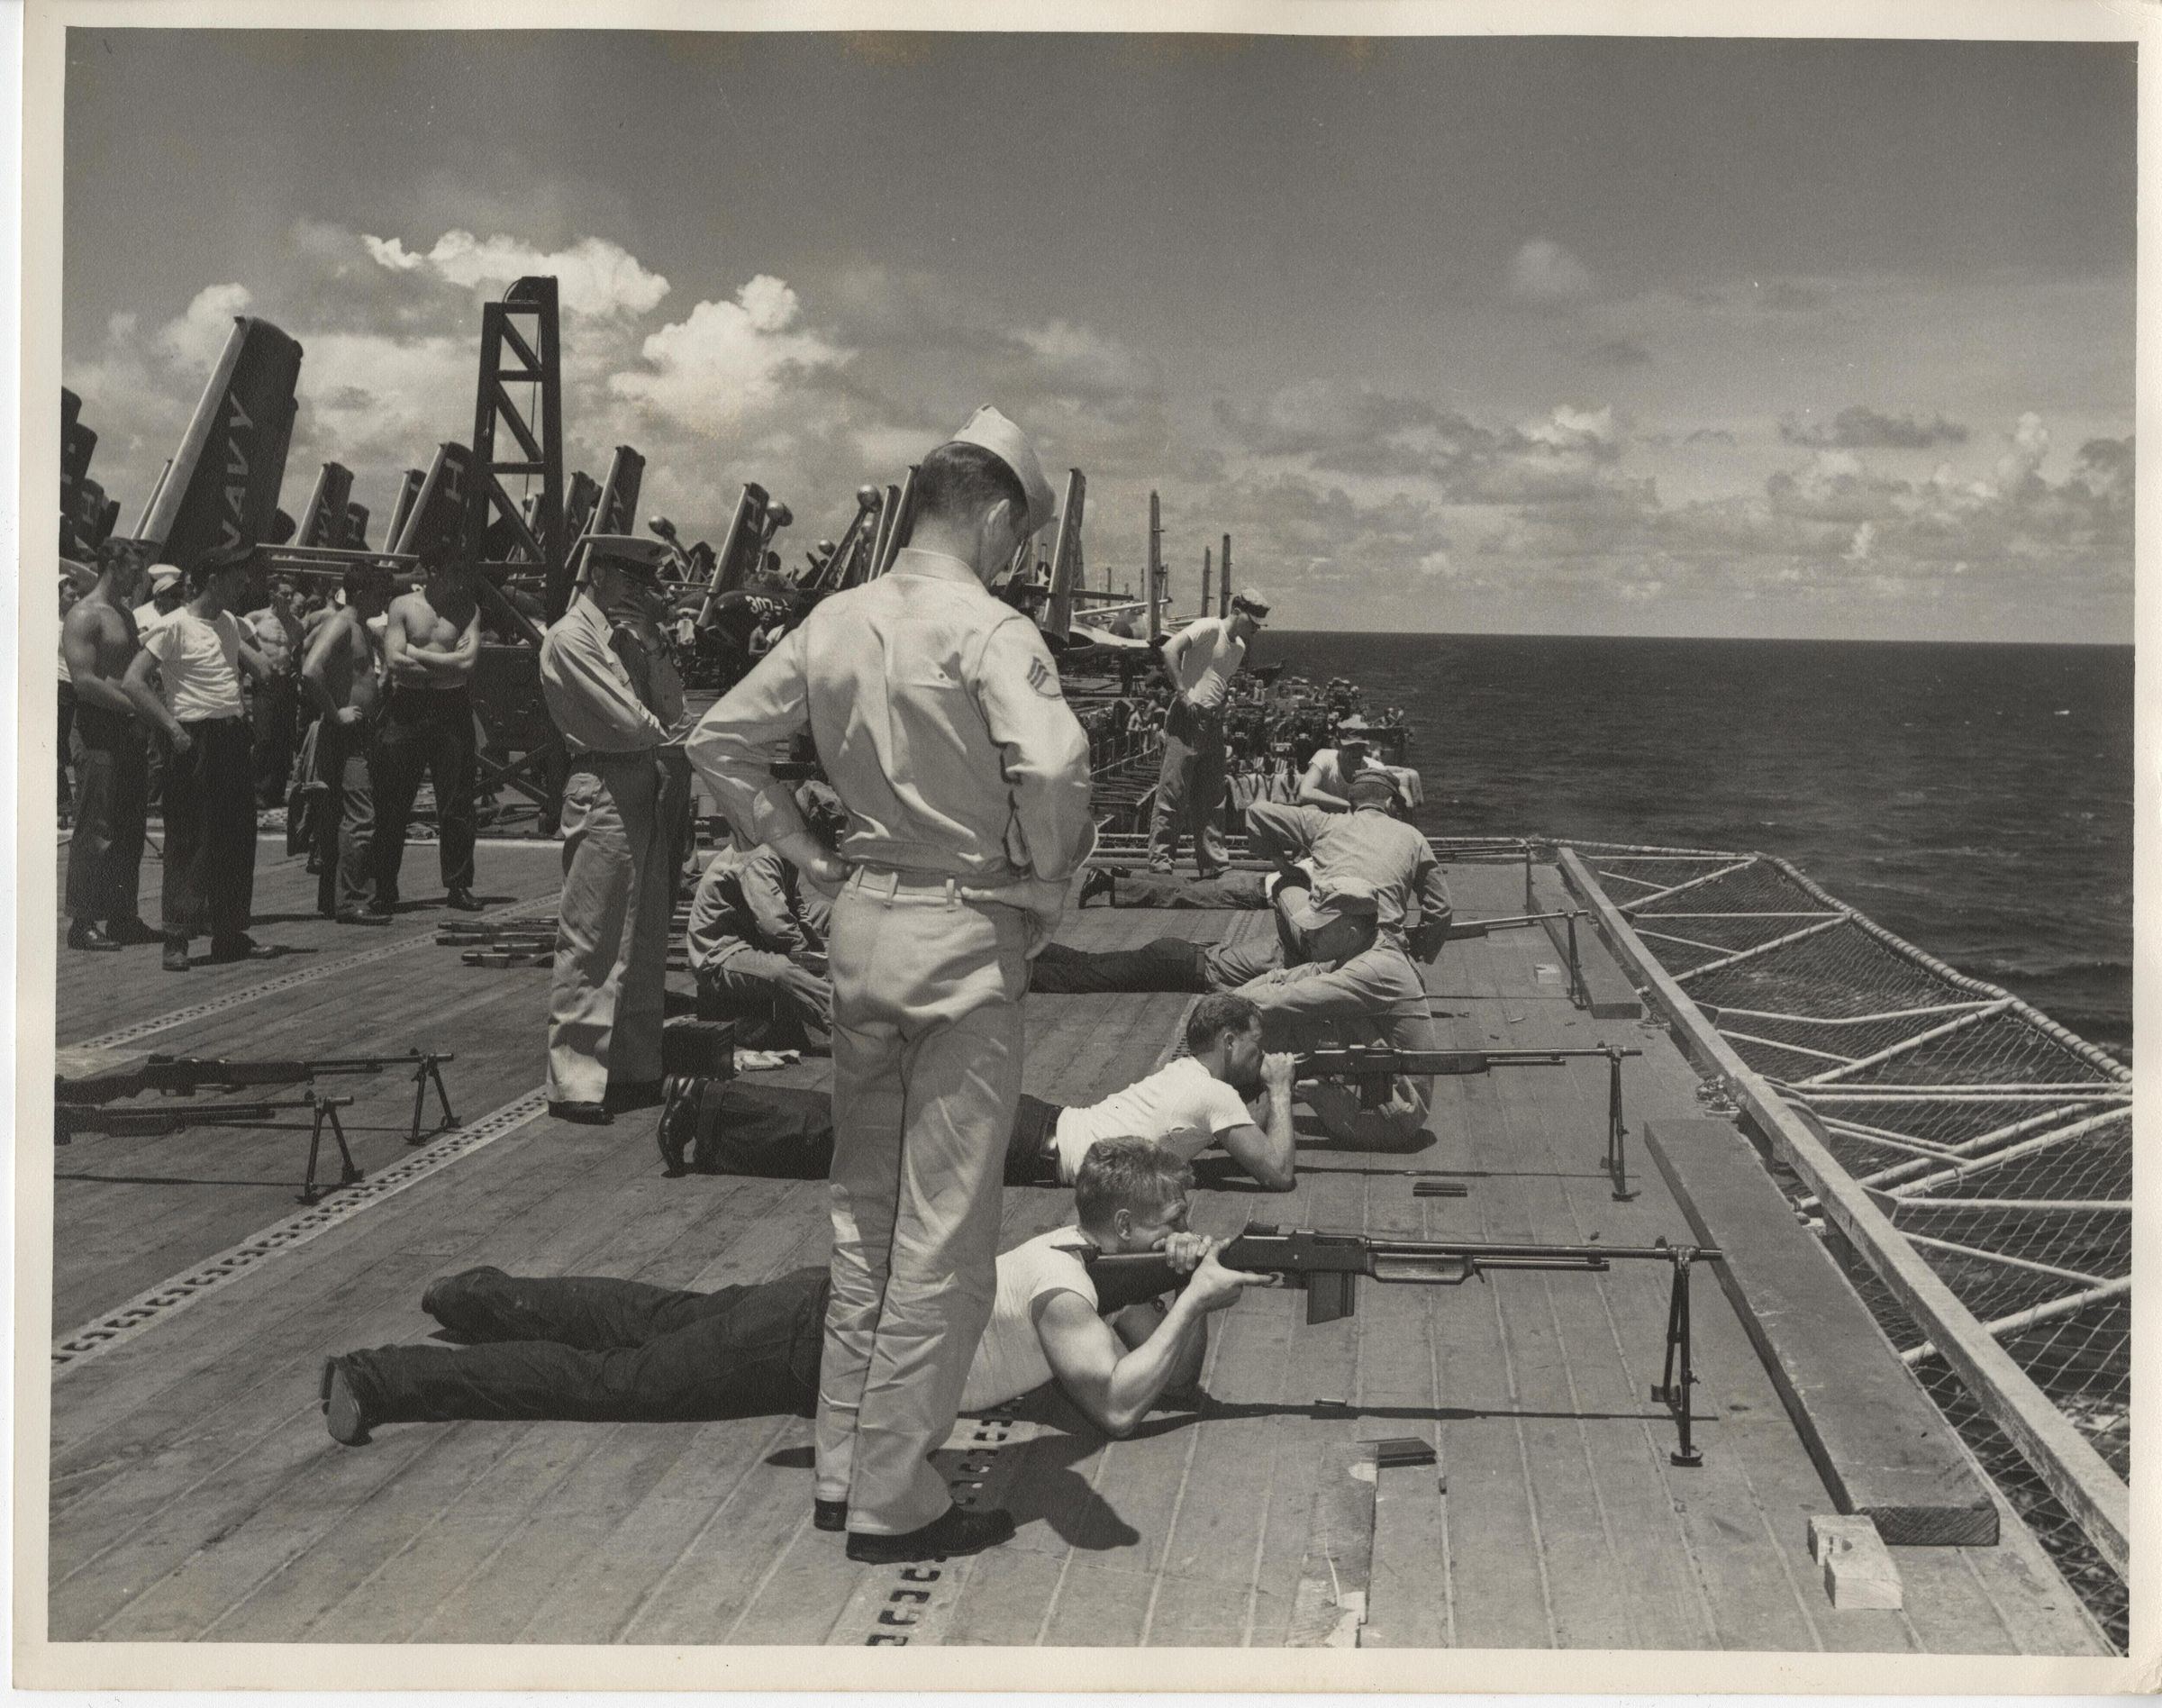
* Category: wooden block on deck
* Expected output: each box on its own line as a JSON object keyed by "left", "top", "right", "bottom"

{"left": 1531, "top": 868, "right": 1641, "bottom": 1018}
{"left": 1809, "top": 1514, "right": 1904, "bottom": 1611}
{"left": 1646, "top": 1118, "right": 1996, "bottom": 1547}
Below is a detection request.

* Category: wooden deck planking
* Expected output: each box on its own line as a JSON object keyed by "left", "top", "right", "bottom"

{"left": 71, "top": 1144, "right": 751, "bottom": 1640}
{"left": 53, "top": 840, "right": 563, "bottom": 1043}
{"left": 41, "top": 858, "right": 2112, "bottom": 1653}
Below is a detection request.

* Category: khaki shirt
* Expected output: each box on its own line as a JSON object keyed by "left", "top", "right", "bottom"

{"left": 1244, "top": 800, "right": 1452, "bottom": 940}
{"left": 540, "top": 592, "right": 675, "bottom": 756}
{"left": 687, "top": 547, "right": 1094, "bottom": 884}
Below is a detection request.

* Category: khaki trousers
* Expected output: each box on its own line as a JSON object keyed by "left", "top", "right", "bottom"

{"left": 546, "top": 752, "right": 670, "bottom": 1104}
{"left": 815, "top": 870, "right": 1029, "bottom": 1535}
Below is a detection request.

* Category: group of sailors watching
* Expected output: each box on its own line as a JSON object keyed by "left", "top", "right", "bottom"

{"left": 59, "top": 534, "right": 496, "bottom": 969}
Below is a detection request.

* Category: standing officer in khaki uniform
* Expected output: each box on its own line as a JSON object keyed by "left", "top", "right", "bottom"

{"left": 539, "top": 536, "right": 687, "bottom": 1125}
{"left": 689, "top": 409, "right": 1092, "bottom": 1564}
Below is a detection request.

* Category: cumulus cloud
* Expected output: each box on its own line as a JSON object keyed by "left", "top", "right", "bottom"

{"left": 362, "top": 230, "right": 670, "bottom": 319}
{"left": 610, "top": 275, "right": 848, "bottom": 434}
{"left": 158, "top": 282, "right": 254, "bottom": 368}
{"left": 298, "top": 332, "right": 473, "bottom": 468}
{"left": 1509, "top": 238, "right": 1595, "bottom": 305}
{"left": 1780, "top": 405, "right": 1970, "bottom": 450}
{"left": 1015, "top": 319, "right": 1157, "bottom": 402}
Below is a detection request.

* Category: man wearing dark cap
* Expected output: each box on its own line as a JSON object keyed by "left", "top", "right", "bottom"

{"left": 1147, "top": 586, "right": 1268, "bottom": 877}
{"left": 689, "top": 407, "right": 1092, "bottom": 1565}
{"left": 120, "top": 541, "right": 277, "bottom": 969}
{"left": 375, "top": 543, "right": 485, "bottom": 913}
{"left": 539, "top": 535, "right": 689, "bottom": 1124}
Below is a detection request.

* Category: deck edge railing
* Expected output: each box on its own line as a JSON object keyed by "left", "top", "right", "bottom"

{"left": 1555, "top": 843, "right": 2131, "bottom": 1582}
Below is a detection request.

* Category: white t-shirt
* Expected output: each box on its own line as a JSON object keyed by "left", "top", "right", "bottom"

{"left": 1163, "top": 616, "right": 1248, "bottom": 712}
{"left": 143, "top": 608, "right": 246, "bottom": 722}
{"left": 1051, "top": 1056, "right": 1255, "bottom": 1185}
{"left": 958, "top": 1227, "right": 1099, "bottom": 1413}
{"left": 132, "top": 599, "right": 177, "bottom": 637}
{"left": 1307, "top": 748, "right": 1424, "bottom": 808}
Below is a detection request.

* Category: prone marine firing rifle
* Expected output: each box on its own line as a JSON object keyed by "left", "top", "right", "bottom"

{"left": 1294, "top": 1042, "right": 1646, "bottom": 1200}
{"left": 1087, "top": 1223, "right": 1722, "bottom": 1465}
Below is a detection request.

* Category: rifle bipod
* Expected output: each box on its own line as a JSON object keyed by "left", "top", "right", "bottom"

{"left": 1650, "top": 1248, "right": 1708, "bottom": 1467}
{"left": 1599, "top": 1044, "right": 1638, "bottom": 1204}
{"left": 389, "top": 1050, "right": 461, "bottom": 1147}
{"left": 299, "top": 1094, "right": 364, "bottom": 1205}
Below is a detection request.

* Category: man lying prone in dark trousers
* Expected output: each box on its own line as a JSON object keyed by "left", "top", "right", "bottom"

{"left": 321, "top": 1141, "right": 1267, "bottom": 1564}
{"left": 660, "top": 993, "right": 1300, "bottom": 1190}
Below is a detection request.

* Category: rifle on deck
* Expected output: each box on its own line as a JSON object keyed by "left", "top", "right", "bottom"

{"left": 1293, "top": 1042, "right": 1647, "bottom": 1201}
{"left": 1087, "top": 1224, "right": 1723, "bottom": 1465}
{"left": 56, "top": 1050, "right": 459, "bottom": 1150}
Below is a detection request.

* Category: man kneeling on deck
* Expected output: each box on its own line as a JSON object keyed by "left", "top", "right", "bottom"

{"left": 686, "top": 784, "right": 843, "bottom": 1052}
{"left": 657, "top": 993, "right": 1301, "bottom": 1192}
{"left": 321, "top": 1141, "right": 1267, "bottom": 1562}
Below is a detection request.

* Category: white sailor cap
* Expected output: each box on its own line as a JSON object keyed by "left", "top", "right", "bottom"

{"left": 948, "top": 405, "right": 1057, "bottom": 534}
{"left": 1231, "top": 586, "right": 1271, "bottom": 618}
{"left": 146, "top": 564, "right": 182, "bottom": 591}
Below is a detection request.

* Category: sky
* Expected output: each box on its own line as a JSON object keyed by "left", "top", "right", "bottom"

{"left": 60, "top": 30, "right": 2135, "bottom": 640}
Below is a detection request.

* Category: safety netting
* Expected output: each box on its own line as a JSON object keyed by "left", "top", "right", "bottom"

{"left": 1575, "top": 843, "right": 2131, "bottom": 1651}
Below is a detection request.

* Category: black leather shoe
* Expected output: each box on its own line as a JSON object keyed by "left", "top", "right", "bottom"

{"left": 334, "top": 909, "right": 391, "bottom": 927}
{"left": 444, "top": 887, "right": 486, "bottom": 913}
{"left": 208, "top": 934, "right": 274, "bottom": 963}
{"left": 813, "top": 1498, "right": 849, "bottom": 1533}
{"left": 604, "top": 1078, "right": 666, "bottom": 1114}
{"left": 162, "top": 940, "right": 192, "bottom": 972}
{"left": 1077, "top": 866, "right": 1117, "bottom": 907}
{"left": 322, "top": 1358, "right": 373, "bottom": 1446}
{"left": 845, "top": 1504, "right": 1016, "bottom": 1564}
{"left": 655, "top": 1079, "right": 697, "bottom": 1176}
{"left": 104, "top": 916, "right": 164, "bottom": 946}
{"left": 68, "top": 920, "right": 123, "bottom": 952}
{"left": 550, "top": 1100, "right": 613, "bottom": 1126}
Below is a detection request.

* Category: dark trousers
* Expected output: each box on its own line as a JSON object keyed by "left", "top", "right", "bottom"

{"left": 58, "top": 683, "right": 76, "bottom": 811}
{"left": 374, "top": 687, "right": 477, "bottom": 900}
{"left": 159, "top": 717, "right": 256, "bottom": 943}
{"left": 1148, "top": 700, "right": 1230, "bottom": 874}
{"left": 1089, "top": 868, "right": 1272, "bottom": 910}
{"left": 341, "top": 1265, "right": 831, "bottom": 1425}
{"left": 66, "top": 704, "right": 149, "bottom": 926}
{"left": 1029, "top": 938, "right": 1214, "bottom": 995}
{"left": 681, "top": 1081, "right": 1062, "bottom": 1186}
{"left": 252, "top": 672, "right": 300, "bottom": 806}
{"left": 315, "top": 715, "right": 379, "bottom": 918}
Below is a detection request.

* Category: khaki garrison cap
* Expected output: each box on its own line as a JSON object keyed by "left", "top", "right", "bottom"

{"left": 949, "top": 405, "right": 1058, "bottom": 534}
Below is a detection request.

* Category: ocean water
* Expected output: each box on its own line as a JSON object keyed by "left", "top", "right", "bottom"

{"left": 1259, "top": 632, "right": 2134, "bottom": 1059}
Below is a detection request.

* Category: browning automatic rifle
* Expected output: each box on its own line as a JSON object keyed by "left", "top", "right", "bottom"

{"left": 55, "top": 1050, "right": 458, "bottom": 1148}
{"left": 1294, "top": 1041, "right": 1646, "bottom": 1200}
{"left": 54, "top": 1093, "right": 363, "bottom": 1205}
{"left": 1087, "top": 1223, "right": 1722, "bottom": 1464}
